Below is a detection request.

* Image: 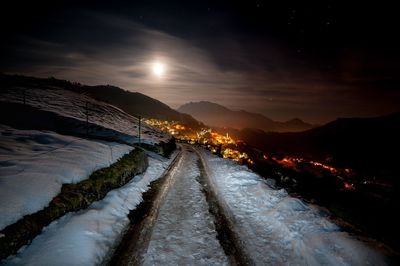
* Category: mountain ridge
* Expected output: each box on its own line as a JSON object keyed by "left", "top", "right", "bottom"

{"left": 220, "top": 111, "right": 400, "bottom": 179}
{"left": 178, "top": 101, "right": 313, "bottom": 132}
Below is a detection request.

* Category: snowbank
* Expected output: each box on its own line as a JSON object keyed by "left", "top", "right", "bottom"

{"left": 200, "top": 150, "right": 389, "bottom": 265}
{"left": 0, "top": 125, "right": 133, "bottom": 230}
{"left": 3, "top": 152, "right": 176, "bottom": 266}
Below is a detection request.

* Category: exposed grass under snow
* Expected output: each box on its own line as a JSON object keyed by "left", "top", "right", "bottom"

{"left": 0, "top": 125, "right": 133, "bottom": 230}
{"left": 2, "top": 152, "right": 177, "bottom": 266}
{"left": 0, "top": 125, "right": 149, "bottom": 260}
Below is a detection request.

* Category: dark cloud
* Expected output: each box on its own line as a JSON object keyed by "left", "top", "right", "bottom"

{"left": 1, "top": 1, "right": 399, "bottom": 123}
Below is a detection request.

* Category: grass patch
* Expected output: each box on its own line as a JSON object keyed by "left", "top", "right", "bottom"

{"left": 0, "top": 148, "right": 148, "bottom": 261}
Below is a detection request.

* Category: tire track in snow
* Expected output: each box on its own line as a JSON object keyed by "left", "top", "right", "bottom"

{"left": 194, "top": 145, "right": 254, "bottom": 266}
{"left": 107, "top": 147, "right": 183, "bottom": 266}
{"left": 141, "top": 145, "right": 228, "bottom": 265}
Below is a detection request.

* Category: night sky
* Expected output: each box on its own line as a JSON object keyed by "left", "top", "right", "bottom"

{"left": 1, "top": 1, "right": 399, "bottom": 123}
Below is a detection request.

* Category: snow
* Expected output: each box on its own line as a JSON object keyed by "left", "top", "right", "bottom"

{"left": 0, "top": 86, "right": 171, "bottom": 145}
{"left": 2, "top": 151, "right": 177, "bottom": 266}
{"left": 143, "top": 146, "right": 228, "bottom": 266}
{"left": 200, "top": 149, "right": 390, "bottom": 266}
{"left": 0, "top": 124, "right": 133, "bottom": 231}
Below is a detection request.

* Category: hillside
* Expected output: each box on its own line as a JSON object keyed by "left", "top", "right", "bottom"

{"left": 71, "top": 85, "right": 202, "bottom": 128}
{"left": 224, "top": 112, "right": 400, "bottom": 179}
{"left": 0, "top": 74, "right": 202, "bottom": 128}
{"left": 0, "top": 75, "right": 179, "bottom": 157}
{"left": 178, "top": 101, "right": 313, "bottom": 132}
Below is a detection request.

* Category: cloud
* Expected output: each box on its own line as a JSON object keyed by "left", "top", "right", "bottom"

{"left": 1, "top": 10, "right": 399, "bottom": 124}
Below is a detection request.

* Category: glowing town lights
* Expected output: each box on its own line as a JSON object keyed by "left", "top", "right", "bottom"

{"left": 145, "top": 118, "right": 251, "bottom": 163}
{"left": 344, "top": 182, "right": 355, "bottom": 190}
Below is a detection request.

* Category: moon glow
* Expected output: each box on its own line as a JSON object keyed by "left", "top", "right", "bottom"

{"left": 152, "top": 62, "right": 165, "bottom": 77}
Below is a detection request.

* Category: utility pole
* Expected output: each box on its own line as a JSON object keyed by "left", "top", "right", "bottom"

{"left": 138, "top": 115, "right": 141, "bottom": 146}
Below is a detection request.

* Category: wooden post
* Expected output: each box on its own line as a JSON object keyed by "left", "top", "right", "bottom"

{"left": 138, "top": 115, "right": 141, "bottom": 146}
{"left": 23, "top": 89, "right": 26, "bottom": 105}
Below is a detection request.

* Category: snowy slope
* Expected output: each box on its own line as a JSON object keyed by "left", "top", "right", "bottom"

{"left": 3, "top": 152, "right": 177, "bottom": 266}
{"left": 0, "top": 86, "right": 171, "bottom": 145}
{"left": 0, "top": 125, "right": 133, "bottom": 231}
{"left": 200, "top": 150, "right": 390, "bottom": 265}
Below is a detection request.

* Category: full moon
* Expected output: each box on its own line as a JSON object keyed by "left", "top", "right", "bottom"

{"left": 152, "top": 62, "right": 165, "bottom": 77}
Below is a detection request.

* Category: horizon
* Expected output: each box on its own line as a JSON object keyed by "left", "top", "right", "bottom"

{"left": 3, "top": 72, "right": 398, "bottom": 125}
{"left": 1, "top": 1, "right": 400, "bottom": 124}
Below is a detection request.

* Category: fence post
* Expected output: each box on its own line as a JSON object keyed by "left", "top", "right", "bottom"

{"left": 138, "top": 115, "right": 141, "bottom": 146}
{"left": 23, "top": 89, "right": 26, "bottom": 105}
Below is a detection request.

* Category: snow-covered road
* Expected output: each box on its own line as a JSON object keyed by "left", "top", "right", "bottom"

{"left": 142, "top": 145, "right": 228, "bottom": 265}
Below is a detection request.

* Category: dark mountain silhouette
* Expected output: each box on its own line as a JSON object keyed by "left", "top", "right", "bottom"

{"left": 221, "top": 112, "right": 400, "bottom": 180}
{"left": 72, "top": 85, "right": 202, "bottom": 128}
{"left": 0, "top": 74, "right": 202, "bottom": 128}
{"left": 178, "top": 101, "right": 313, "bottom": 132}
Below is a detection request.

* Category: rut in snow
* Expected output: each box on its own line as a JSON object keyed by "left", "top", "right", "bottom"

{"left": 142, "top": 145, "right": 229, "bottom": 265}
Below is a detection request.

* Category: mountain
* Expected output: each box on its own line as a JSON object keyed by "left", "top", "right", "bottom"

{"left": 0, "top": 74, "right": 202, "bottom": 128}
{"left": 178, "top": 101, "right": 313, "bottom": 132}
{"left": 223, "top": 112, "right": 400, "bottom": 180}
{"left": 71, "top": 85, "right": 202, "bottom": 128}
